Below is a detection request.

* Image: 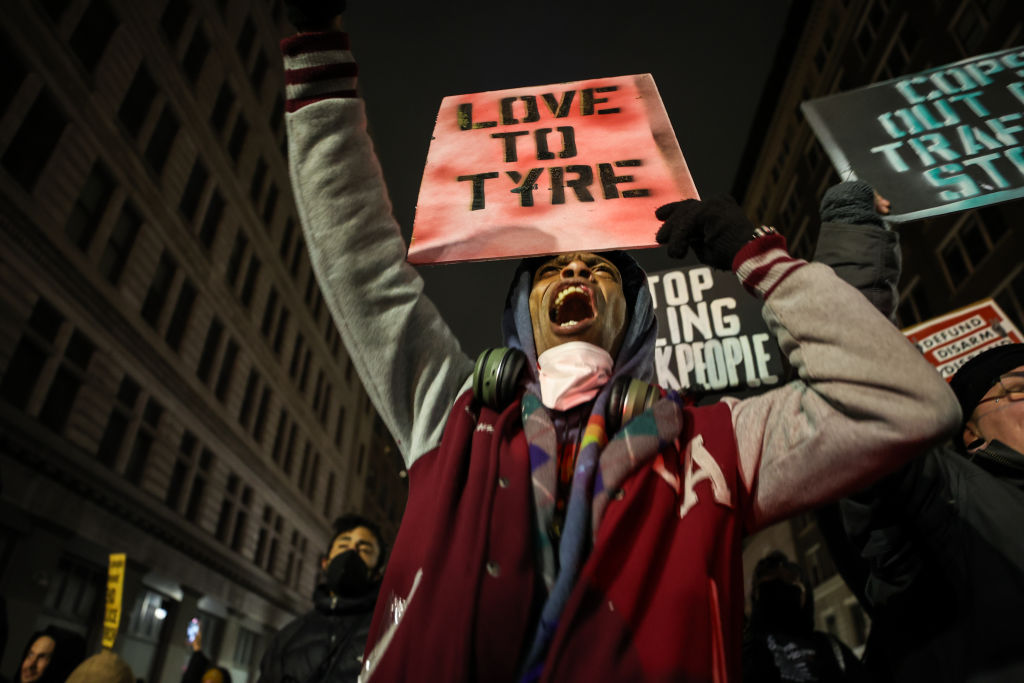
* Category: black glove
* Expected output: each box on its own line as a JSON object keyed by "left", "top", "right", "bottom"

{"left": 285, "top": 0, "right": 347, "bottom": 32}
{"left": 655, "top": 195, "right": 755, "bottom": 270}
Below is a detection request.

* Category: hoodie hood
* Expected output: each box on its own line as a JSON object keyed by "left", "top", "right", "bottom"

{"left": 501, "top": 249, "right": 657, "bottom": 389}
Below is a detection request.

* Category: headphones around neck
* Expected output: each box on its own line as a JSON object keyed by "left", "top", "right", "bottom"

{"left": 472, "top": 347, "right": 660, "bottom": 434}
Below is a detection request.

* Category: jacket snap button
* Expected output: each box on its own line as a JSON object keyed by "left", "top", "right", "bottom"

{"left": 486, "top": 560, "right": 501, "bottom": 577}
{"left": 498, "top": 476, "right": 510, "bottom": 488}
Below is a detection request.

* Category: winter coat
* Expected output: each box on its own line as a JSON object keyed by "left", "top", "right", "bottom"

{"left": 258, "top": 583, "right": 379, "bottom": 683}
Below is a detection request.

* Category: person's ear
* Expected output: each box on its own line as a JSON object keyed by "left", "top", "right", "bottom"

{"left": 963, "top": 421, "right": 986, "bottom": 452}
{"left": 320, "top": 554, "right": 329, "bottom": 572}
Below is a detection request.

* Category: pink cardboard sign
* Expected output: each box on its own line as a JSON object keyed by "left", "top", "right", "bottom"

{"left": 408, "top": 74, "right": 698, "bottom": 264}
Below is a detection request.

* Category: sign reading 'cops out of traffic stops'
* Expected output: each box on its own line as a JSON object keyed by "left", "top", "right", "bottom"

{"left": 903, "top": 299, "right": 1024, "bottom": 380}
{"left": 409, "top": 74, "right": 698, "bottom": 264}
{"left": 802, "top": 46, "right": 1024, "bottom": 222}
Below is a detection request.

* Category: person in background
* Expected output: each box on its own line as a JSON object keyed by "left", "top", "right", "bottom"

{"left": 12, "top": 625, "right": 85, "bottom": 683}
{"left": 65, "top": 650, "right": 134, "bottom": 683}
{"left": 813, "top": 179, "right": 1024, "bottom": 682}
{"left": 743, "top": 550, "right": 867, "bottom": 682}
{"left": 181, "top": 620, "right": 232, "bottom": 683}
{"left": 258, "top": 514, "right": 385, "bottom": 683}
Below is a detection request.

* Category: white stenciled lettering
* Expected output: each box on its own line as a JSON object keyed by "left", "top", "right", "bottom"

{"left": 679, "top": 434, "right": 733, "bottom": 520}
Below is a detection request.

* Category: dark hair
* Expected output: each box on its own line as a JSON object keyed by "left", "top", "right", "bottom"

{"left": 329, "top": 514, "right": 387, "bottom": 570}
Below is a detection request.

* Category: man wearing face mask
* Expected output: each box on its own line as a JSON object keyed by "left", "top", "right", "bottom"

{"left": 258, "top": 515, "right": 385, "bottom": 683}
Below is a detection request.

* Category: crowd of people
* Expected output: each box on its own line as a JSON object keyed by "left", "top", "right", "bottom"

{"left": 3, "top": 1, "right": 1021, "bottom": 681}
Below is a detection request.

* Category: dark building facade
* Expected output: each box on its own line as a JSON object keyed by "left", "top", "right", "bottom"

{"left": 0, "top": 1, "right": 406, "bottom": 681}
{"left": 738, "top": 0, "right": 1023, "bottom": 653}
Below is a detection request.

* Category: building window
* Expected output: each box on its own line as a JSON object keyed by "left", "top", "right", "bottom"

{"left": 271, "top": 409, "right": 288, "bottom": 464}
{"left": 240, "top": 254, "right": 260, "bottom": 307}
{"left": 179, "top": 160, "right": 208, "bottom": 222}
{"left": 263, "top": 185, "right": 278, "bottom": 225}
{"left": 0, "top": 39, "right": 28, "bottom": 113}
{"left": 253, "top": 387, "right": 271, "bottom": 443}
{"left": 124, "top": 398, "right": 162, "bottom": 484}
{"left": 270, "top": 94, "right": 284, "bottom": 136}
{"left": 141, "top": 250, "right": 177, "bottom": 327}
{"left": 69, "top": 0, "right": 117, "bottom": 73}
{"left": 236, "top": 17, "right": 256, "bottom": 62}
{"left": 215, "top": 472, "right": 240, "bottom": 541}
{"left": 233, "top": 628, "right": 261, "bottom": 671}
{"left": 231, "top": 486, "right": 252, "bottom": 552}
{"left": 160, "top": 0, "right": 190, "bottom": 45}
{"left": 184, "top": 447, "right": 214, "bottom": 522}
{"left": 65, "top": 161, "right": 115, "bottom": 250}
{"left": 182, "top": 28, "right": 210, "bottom": 84}
{"left": 994, "top": 266, "right": 1024, "bottom": 329}
{"left": 298, "top": 350, "right": 311, "bottom": 393}
{"left": 197, "top": 189, "right": 224, "bottom": 248}
{"left": 96, "top": 375, "right": 139, "bottom": 468}
{"left": 334, "top": 405, "right": 346, "bottom": 448}
{"left": 196, "top": 318, "right": 224, "bottom": 383}
{"left": 250, "top": 51, "right": 268, "bottom": 91}
{"left": 260, "top": 287, "right": 279, "bottom": 337}
{"left": 166, "top": 430, "right": 196, "bottom": 510}
{"left": 42, "top": 555, "right": 104, "bottom": 627}
{"left": 97, "top": 200, "right": 141, "bottom": 285}
{"left": 939, "top": 211, "right": 1004, "bottom": 290}
{"left": 272, "top": 308, "right": 289, "bottom": 354}
{"left": 249, "top": 157, "right": 267, "bottom": 203}
{"left": 283, "top": 423, "right": 297, "bottom": 475}
{"left": 119, "top": 63, "right": 157, "bottom": 138}
{"left": 143, "top": 107, "right": 179, "bottom": 176}
{"left": 225, "top": 229, "right": 249, "bottom": 288}
{"left": 210, "top": 81, "right": 235, "bottom": 134}
{"left": 165, "top": 279, "right": 196, "bottom": 351}
{"left": 323, "top": 471, "right": 335, "bottom": 517}
{"left": 36, "top": 329, "right": 93, "bottom": 433}
{"left": 2, "top": 90, "right": 66, "bottom": 191}
{"left": 214, "top": 339, "right": 239, "bottom": 401}
{"left": 228, "top": 116, "right": 248, "bottom": 162}
{"left": 254, "top": 506, "right": 282, "bottom": 574}
{"left": 238, "top": 368, "right": 260, "bottom": 430}
{"left": 279, "top": 218, "right": 295, "bottom": 260}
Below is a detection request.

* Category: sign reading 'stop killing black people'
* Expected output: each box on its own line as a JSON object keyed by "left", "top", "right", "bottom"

{"left": 802, "top": 46, "right": 1024, "bottom": 222}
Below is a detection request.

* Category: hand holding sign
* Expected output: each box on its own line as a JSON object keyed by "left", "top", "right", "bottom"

{"left": 655, "top": 196, "right": 756, "bottom": 270}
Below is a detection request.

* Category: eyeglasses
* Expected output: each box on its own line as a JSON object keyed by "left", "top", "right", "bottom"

{"left": 976, "top": 371, "right": 1024, "bottom": 407}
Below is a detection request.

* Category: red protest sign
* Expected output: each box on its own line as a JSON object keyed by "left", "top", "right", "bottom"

{"left": 902, "top": 299, "right": 1023, "bottom": 380}
{"left": 408, "top": 74, "right": 697, "bottom": 264}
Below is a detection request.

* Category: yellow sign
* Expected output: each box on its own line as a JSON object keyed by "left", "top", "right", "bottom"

{"left": 102, "top": 553, "right": 126, "bottom": 649}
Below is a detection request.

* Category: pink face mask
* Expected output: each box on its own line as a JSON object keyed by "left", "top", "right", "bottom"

{"left": 537, "top": 341, "right": 614, "bottom": 411}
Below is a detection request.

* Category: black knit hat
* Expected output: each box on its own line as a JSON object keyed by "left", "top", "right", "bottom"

{"left": 949, "top": 343, "right": 1024, "bottom": 422}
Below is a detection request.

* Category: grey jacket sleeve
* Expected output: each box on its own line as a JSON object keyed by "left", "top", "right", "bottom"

{"left": 724, "top": 236, "right": 960, "bottom": 531}
{"left": 282, "top": 35, "right": 473, "bottom": 468}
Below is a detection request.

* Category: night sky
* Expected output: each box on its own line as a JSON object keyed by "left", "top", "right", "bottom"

{"left": 336, "top": 1, "right": 791, "bottom": 355}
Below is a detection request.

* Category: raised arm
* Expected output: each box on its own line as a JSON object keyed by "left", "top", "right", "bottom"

{"left": 281, "top": 28, "right": 473, "bottom": 467}
{"left": 655, "top": 196, "right": 960, "bottom": 530}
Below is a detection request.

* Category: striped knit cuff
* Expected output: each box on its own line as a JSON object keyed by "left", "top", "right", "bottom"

{"left": 280, "top": 31, "right": 358, "bottom": 112}
{"left": 733, "top": 233, "right": 805, "bottom": 300}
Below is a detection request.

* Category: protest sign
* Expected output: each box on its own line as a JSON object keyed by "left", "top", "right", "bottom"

{"left": 102, "top": 553, "right": 126, "bottom": 649}
{"left": 409, "top": 74, "right": 697, "bottom": 264}
{"left": 802, "top": 46, "right": 1024, "bottom": 222}
{"left": 648, "top": 264, "right": 783, "bottom": 399}
{"left": 903, "top": 298, "right": 1023, "bottom": 379}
